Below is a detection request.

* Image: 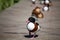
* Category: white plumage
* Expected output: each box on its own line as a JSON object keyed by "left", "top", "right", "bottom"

{"left": 45, "top": 0, "right": 49, "bottom": 4}
{"left": 37, "top": 25, "right": 40, "bottom": 31}
{"left": 40, "top": 1, "right": 44, "bottom": 4}
{"left": 43, "top": 6, "right": 49, "bottom": 11}
{"left": 27, "top": 22, "right": 40, "bottom": 32}
{"left": 32, "top": 0, "right": 35, "bottom": 2}
{"left": 27, "top": 22, "right": 35, "bottom": 30}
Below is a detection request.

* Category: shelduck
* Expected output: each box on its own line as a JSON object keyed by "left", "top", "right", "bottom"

{"left": 26, "top": 17, "right": 40, "bottom": 37}
{"left": 42, "top": 5, "right": 49, "bottom": 11}
{"left": 32, "top": 6, "right": 44, "bottom": 19}
{"left": 32, "top": 0, "right": 36, "bottom": 4}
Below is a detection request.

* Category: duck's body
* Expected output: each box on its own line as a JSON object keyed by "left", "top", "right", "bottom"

{"left": 43, "top": 5, "right": 49, "bottom": 11}
{"left": 44, "top": 0, "right": 52, "bottom": 7}
{"left": 32, "top": 6, "right": 44, "bottom": 19}
{"left": 44, "top": 0, "right": 49, "bottom": 4}
{"left": 27, "top": 22, "right": 40, "bottom": 32}
{"left": 40, "top": 0, "right": 52, "bottom": 7}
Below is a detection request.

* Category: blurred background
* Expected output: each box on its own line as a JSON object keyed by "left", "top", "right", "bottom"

{"left": 0, "top": 0, "right": 20, "bottom": 12}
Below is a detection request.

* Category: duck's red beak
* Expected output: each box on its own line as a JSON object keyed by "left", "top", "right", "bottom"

{"left": 26, "top": 19, "right": 30, "bottom": 23}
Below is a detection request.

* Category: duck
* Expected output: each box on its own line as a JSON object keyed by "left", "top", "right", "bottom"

{"left": 44, "top": 0, "right": 52, "bottom": 7}
{"left": 26, "top": 17, "right": 40, "bottom": 37}
{"left": 40, "top": 0, "right": 45, "bottom": 4}
{"left": 32, "top": 0, "right": 36, "bottom": 4}
{"left": 31, "top": 6, "right": 44, "bottom": 19}
{"left": 42, "top": 5, "right": 49, "bottom": 11}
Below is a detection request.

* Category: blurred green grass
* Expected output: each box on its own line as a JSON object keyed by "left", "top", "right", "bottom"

{"left": 0, "top": 0, "right": 20, "bottom": 12}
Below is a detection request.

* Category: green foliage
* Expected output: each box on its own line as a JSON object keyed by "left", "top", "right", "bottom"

{"left": 14, "top": 0, "right": 20, "bottom": 3}
{"left": 0, "top": 0, "right": 20, "bottom": 12}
